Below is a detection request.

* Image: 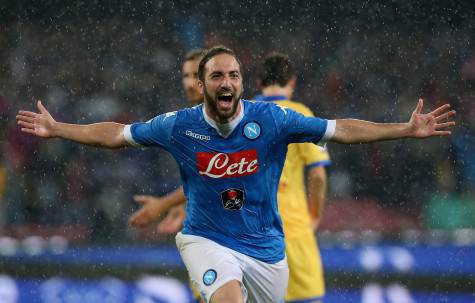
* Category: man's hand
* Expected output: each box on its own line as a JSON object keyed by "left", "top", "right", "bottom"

{"left": 17, "top": 101, "right": 127, "bottom": 148}
{"left": 128, "top": 195, "right": 166, "bottom": 228}
{"left": 408, "top": 98, "right": 456, "bottom": 138}
{"left": 157, "top": 205, "right": 186, "bottom": 234}
{"left": 16, "top": 100, "right": 57, "bottom": 138}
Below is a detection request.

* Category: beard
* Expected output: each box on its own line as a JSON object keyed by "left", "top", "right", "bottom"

{"left": 204, "top": 86, "right": 243, "bottom": 122}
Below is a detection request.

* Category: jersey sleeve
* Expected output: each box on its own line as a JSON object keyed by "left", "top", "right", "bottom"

{"left": 291, "top": 105, "right": 332, "bottom": 167}
{"left": 300, "top": 143, "right": 331, "bottom": 168}
{"left": 122, "top": 111, "right": 176, "bottom": 149}
{"left": 271, "top": 103, "right": 335, "bottom": 146}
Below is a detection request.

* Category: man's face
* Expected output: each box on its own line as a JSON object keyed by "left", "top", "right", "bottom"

{"left": 201, "top": 53, "right": 243, "bottom": 121}
{"left": 182, "top": 58, "right": 203, "bottom": 105}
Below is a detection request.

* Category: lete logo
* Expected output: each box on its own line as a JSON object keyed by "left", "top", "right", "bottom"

{"left": 197, "top": 150, "right": 259, "bottom": 178}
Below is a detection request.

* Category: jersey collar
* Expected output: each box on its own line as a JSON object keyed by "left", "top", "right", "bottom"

{"left": 253, "top": 94, "right": 288, "bottom": 102}
{"left": 202, "top": 100, "right": 244, "bottom": 138}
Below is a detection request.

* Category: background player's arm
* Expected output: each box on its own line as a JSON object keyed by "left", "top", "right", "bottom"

{"left": 16, "top": 101, "right": 127, "bottom": 148}
{"left": 307, "top": 166, "right": 327, "bottom": 231}
{"left": 157, "top": 204, "right": 186, "bottom": 234}
{"left": 128, "top": 187, "right": 186, "bottom": 228}
{"left": 331, "top": 99, "right": 455, "bottom": 144}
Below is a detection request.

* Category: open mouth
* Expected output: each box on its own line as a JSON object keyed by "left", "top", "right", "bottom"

{"left": 216, "top": 92, "right": 234, "bottom": 112}
{"left": 217, "top": 93, "right": 233, "bottom": 102}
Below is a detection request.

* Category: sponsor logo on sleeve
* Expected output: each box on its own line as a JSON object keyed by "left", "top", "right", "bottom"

{"left": 197, "top": 150, "right": 259, "bottom": 178}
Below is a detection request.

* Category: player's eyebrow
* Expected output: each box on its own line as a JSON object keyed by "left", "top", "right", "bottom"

{"left": 209, "top": 71, "right": 224, "bottom": 77}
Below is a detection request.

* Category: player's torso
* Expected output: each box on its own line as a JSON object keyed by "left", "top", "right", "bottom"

{"left": 169, "top": 101, "right": 287, "bottom": 262}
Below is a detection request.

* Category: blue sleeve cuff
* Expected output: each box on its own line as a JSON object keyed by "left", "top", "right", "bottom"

{"left": 306, "top": 160, "right": 332, "bottom": 169}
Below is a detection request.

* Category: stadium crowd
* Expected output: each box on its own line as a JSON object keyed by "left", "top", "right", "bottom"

{"left": 1, "top": 2, "right": 474, "bottom": 242}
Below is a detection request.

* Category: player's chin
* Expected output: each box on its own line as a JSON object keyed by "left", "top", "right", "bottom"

{"left": 217, "top": 108, "right": 236, "bottom": 119}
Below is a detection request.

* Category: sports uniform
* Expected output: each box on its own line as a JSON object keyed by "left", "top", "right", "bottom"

{"left": 123, "top": 100, "right": 335, "bottom": 302}
{"left": 256, "top": 95, "right": 330, "bottom": 302}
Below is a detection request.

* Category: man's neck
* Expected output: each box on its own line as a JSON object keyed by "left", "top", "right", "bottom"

{"left": 205, "top": 101, "right": 242, "bottom": 124}
{"left": 261, "top": 85, "right": 292, "bottom": 99}
{"left": 202, "top": 101, "right": 244, "bottom": 138}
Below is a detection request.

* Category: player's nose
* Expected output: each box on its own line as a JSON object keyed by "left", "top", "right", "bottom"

{"left": 219, "top": 76, "right": 232, "bottom": 89}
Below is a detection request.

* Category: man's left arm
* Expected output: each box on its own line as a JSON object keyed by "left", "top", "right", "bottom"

{"left": 331, "top": 99, "right": 456, "bottom": 144}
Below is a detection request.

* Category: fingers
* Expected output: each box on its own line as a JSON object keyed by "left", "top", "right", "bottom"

{"left": 17, "top": 120, "right": 35, "bottom": 130}
{"left": 433, "top": 130, "right": 451, "bottom": 136}
{"left": 436, "top": 121, "right": 456, "bottom": 129}
{"left": 16, "top": 114, "right": 36, "bottom": 123}
{"left": 17, "top": 111, "right": 38, "bottom": 118}
{"left": 37, "top": 100, "right": 49, "bottom": 115}
{"left": 157, "top": 218, "right": 182, "bottom": 234}
{"left": 128, "top": 211, "right": 147, "bottom": 228}
{"left": 157, "top": 221, "right": 173, "bottom": 234}
{"left": 430, "top": 104, "right": 451, "bottom": 117}
{"left": 414, "top": 98, "right": 423, "bottom": 114}
{"left": 133, "top": 195, "right": 152, "bottom": 204}
{"left": 435, "top": 110, "right": 456, "bottom": 122}
{"left": 20, "top": 128, "right": 37, "bottom": 135}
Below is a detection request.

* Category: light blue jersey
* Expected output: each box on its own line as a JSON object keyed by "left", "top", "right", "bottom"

{"left": 124, "top": 100, "right": 333, "bottom": 263}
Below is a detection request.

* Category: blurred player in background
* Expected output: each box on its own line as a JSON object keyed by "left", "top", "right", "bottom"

{"left": 131, "top": 49, "right": 207, "bottom": 235}
{"left": 255, "top": 52, "right": 329, "bottom": 302}
{"left": 17, "top": 46, "right": 456, "bottom": 303}
{"left": 132, "top": 48, "right": 205, "bottom": 301}
{"left": 129, "top": 52, "right": 331, "bottom": 302}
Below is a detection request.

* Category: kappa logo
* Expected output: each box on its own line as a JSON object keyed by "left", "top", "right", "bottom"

{"left": 186, "top": 130, "right": 211, "bottom": 141}
{"left": 197, "top": 150, "right": 259, "bottom": 178}
{"left": 276, "top": 104, "right": 288, "bottom": 114}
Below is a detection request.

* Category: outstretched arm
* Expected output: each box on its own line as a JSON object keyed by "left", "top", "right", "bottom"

{"left": 16, "top": 100, "right": 128, "bottom": 148}
{"left": 331, "top": 99, "right": 456, "bottom": 144}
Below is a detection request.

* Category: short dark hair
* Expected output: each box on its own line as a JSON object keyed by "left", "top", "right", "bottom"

{"left": 198, "top": 46, "right": 242, "bottom": 81}
{"left": 184, "top": 48, "right": 207, "bottom": 62}
{"left": 259, "top": 52, "right": 295, "bottom": 87}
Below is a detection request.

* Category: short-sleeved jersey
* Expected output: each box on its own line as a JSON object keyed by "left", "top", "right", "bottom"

{"left": 254, "top": 95, "right": 331, "bottom": 238}
{"left": 124, "top": 100, "right": 333, "bottom": 263}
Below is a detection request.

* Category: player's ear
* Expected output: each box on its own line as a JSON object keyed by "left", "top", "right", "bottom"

{"left": 198, "top": 80, "right": 204, "bottom": 94}
{"left": 289, "top": 76, "right": 297, "bottom": 89}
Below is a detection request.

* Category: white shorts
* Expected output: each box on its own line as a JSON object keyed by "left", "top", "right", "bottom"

{"left": 176, "top": 232, "right": 288, "bottom": 303}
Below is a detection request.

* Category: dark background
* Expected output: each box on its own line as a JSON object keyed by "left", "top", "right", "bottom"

{"left": 1, "top": 1, "right": 475, "bottom": 302}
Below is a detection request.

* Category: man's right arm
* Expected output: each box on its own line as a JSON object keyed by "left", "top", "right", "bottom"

{"left": 17, "top": 100, "right": 128, "bottom": 148}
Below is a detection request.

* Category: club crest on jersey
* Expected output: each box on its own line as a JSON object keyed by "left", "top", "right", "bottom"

{"left": 221, "top": 188, "right": 244, "bottom": 210}
{"left": 203, "top": 269, "right": 217, "bottom": 286}
{"left": 243, "top": 122, "right": 261, "bottom": 140}
{"left": 197, "top": 150, "right": 259, "bottom": 178}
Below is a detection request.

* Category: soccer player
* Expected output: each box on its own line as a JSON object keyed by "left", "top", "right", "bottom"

{"left": 130, "top": 52, "right": 331, "bottom": 303}
{"left": 254, "top": 52, "right": 329, "bottom": 303}
{"left": 130, "top": 48, "right": 207, "bottom": 234}
{"left": 17, "top": 46, "right": 455, "bottom": 303}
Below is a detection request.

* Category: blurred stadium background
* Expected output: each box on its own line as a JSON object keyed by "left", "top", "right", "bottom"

{"left": 1, "top": 0, "right": 475, "bottom": 302}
